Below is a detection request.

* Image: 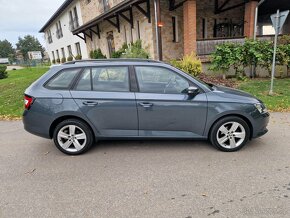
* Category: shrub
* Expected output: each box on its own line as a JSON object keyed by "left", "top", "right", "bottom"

{"left": 0, "top": 65, "right": 8, "bottom": 79}
{"left": 121, "top": 40, "right": 150, "bottom": 59}
{"left": 67, "top": 56, "right": 73, "bottom": 61}
{"left": 56, "top": 58, "right": 60, "bottom": 63}
{"left": 112, "top": 43, "right": 128, "bottom": 58}
{"left": 170, "top": 52, "right": 202, "bottom": 77}
{"left": 209, "top": 42, "right": 243, "bottom": 78}
{"left": 278, "top": 34, "right": 290, "bottom": 45}
{"left": 61, "top": 57, "right": 66, "bottom": 63}
{"left": 89, "top": 49, "right": 106, "bottom": 59}
{"left": 75, "top": 55, "right": 82, "bottom": 60}
{"left": 51, "top": 59, "right": 56, "bottom": 64}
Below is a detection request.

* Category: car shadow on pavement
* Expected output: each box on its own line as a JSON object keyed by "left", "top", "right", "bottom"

{"left": 89, "top": 139, "right": 216, "bottom": 153}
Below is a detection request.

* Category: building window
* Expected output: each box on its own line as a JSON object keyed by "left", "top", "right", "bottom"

{"left": 52, "top": 51, "right": 55, "bottom": 60}
{"left": 172, "top": 16, "right": 179, "bottom": 42}
{"left": 61, "top": 48, "right": 66, "bottom": 58}
{"left": 106, "top": 31, "right": 115, "bottom": 57}
{"left": 75, "top": 42, "right": 81, "bottom": 56}
{"left": 123, "top": 26, "right": 127, "bottom": 44}
{"left": 56, "top": 21, "right": 63, "bottom": 39}
{"left": 56, "top": 50, "right": 60, "bottom": 59}
{"left": 136, "top": 21, "right": 140, "bottom": 40}
{"left": 67, "top": 45, "right": 73, "bottom": 57}
{"left": 69, "top": 7, "right": 79, "bottom": 31}
{"left": 103, "top": 0, "right": 110, "bottom": 12}
{"left": 202, "top": 18, "right": 208, "bottom": 39}
{"left": 47, "top": 29, "right": 53, "bottom": 44}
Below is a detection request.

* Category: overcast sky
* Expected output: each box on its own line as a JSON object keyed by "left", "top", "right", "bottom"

{"left": 0, "top": 0, "right": 64, "bottom": 47}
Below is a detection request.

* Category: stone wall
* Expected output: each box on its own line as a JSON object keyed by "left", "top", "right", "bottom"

{"left": 80, "top": 0, "right": 125, "bottom": 24}
{"left": 158, "top": 0, "right": 184, "bottom": 60}
{"left": 85, "top": 5, "right": 155, "bottom": 58}
{"left": 80, "top": 0, "right": 249, "bottom": 61}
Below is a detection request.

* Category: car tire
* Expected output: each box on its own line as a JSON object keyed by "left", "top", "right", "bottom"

{"left": 210, "top": 116, "right": 250, "bottom": 152}
{"left": 53, "top": 119, "right": 94, "bottom": 155}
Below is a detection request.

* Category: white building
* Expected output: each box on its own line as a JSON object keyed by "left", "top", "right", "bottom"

{"left": 39, "top": 0, "right": 88, "bottom": 62}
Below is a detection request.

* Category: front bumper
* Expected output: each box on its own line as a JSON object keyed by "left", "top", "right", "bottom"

{"left": 251, "top": 112, "right": 270, "bottom": 139}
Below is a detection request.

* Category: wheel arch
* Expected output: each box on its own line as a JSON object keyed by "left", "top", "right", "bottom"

{"left": 207, "top": 114, "right": 253, "bottom": 140}
{"left": 49, "top": 115, "right": 95, "bottom": 139}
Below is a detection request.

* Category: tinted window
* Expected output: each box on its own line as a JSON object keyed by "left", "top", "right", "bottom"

{"left": 92, "top": 67, "right": 129, "bottom": 92}
{"left": 75, "top": 69, "right": 91, "bottom": 91}
{"left": 46, "top": 68, "right": 80, "bottom": 89}
{"left": 135, "top": 66, "right": 189, "bottom": 94}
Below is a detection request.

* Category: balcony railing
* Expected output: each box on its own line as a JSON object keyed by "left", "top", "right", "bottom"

{"left": 197, "top": 35, "right": 274, "bottom": 56}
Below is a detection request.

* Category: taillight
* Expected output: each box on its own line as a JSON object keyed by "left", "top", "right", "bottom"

{"left": 24, "top": 95, "right": 33, "bottom": 110}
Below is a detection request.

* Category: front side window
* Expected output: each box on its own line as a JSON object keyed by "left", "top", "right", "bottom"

{"left": 75, "top": 67, "right": 129, "bottom": 92}
{"left": 45, "top": 68, "right": 80, "bottom": 89}
{"left": 135, "top": 66, "right": 189, "bottom": 94}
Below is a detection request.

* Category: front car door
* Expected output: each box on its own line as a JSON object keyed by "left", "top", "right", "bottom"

{"left": 134, "top": 65, "right": 208, "bottom": 138}
{"left": 70, "top": 66, "right": 138, "bottom": 137}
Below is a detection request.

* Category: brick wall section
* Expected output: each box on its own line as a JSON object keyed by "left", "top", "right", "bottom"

{"left": 244, "top": 0, "right": 258, "bottom": 38}
{"left": 183, "top": 0, "right": 197, "bottom": 55}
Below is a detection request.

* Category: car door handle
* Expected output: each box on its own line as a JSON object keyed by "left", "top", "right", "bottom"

{"left": 82, "top": 101, "right": 98, "bottom": 106}
{"left": 139, "top": 102, "right": 153, "bottom": 108}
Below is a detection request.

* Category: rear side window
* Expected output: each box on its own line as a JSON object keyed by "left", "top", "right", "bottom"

{"left": 75, "top": 67, "right": 129, "bottom": 92}
{"left": 45, "top": 68, "right": 80, "bottom": 89}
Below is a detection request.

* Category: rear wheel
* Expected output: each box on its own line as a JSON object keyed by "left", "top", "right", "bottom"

{"left": 210, "top": 116, "right": 250, "bottom": 152}
{"left": 53, "top": 119, "right": 94, "bottom": 155}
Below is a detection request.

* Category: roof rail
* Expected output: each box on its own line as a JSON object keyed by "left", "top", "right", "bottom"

{"left": 63, "top": 58, "right": 161, "bottom": 65}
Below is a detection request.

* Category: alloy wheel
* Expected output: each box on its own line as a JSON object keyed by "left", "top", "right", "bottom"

{"left": 57, "top": 125, "right": 87, "bottom": 152}
{"left": 216, "top": 121, "right": 246, "bottom": 149}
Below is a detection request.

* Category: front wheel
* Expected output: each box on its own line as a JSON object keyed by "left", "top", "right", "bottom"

{"left": 210, "top": 116, "right": 250, "bottom": 152}
{"left": 53, "top": 119, "right": 94, "bottom": 155}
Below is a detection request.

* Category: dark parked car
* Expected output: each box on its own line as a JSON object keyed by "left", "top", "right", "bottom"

{"left": 23, "top": 59, "right": 269, "bottom": 155}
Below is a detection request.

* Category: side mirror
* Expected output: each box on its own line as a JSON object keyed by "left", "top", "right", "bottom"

{"left": 187, "top": 86, "right": 200, "bottom": 96}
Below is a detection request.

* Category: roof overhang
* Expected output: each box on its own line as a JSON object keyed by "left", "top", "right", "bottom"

{"left": 72, "top": 0, "right": 150, "bottom": 36}
{"left": 39, "top": 0, "right": 74, "bottom": 32}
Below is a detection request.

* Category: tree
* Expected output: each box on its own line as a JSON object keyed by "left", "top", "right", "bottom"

{"left": 0, "top": 39, "right": 14, "bottom": 58}
{"left": 16, "top": 35, "right": 44, "bottom": 60}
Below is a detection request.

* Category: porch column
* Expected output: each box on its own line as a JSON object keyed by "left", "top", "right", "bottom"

{"left": 183, "top": 0, "right": 197, "bottom": 55}
{"left": 244, "top": 0, "right": 258, "bottom": 38}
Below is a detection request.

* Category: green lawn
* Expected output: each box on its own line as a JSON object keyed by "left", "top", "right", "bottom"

{"left": 0, "top": 67, "right": 49, "bottom": 119}
{"left": 238, "top": 78, "right": 290, "bottom": 112}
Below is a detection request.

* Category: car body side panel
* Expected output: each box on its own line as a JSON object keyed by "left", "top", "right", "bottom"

{"left": 204, "top": 91, "right": 270, "bottom": 138}
{"left": 23, "top": 97, "right": 94, "bottom": 139}
{"left": 136, "top": 92, "right": 208, "bottom": 138}
{"left": 70, "top": 91, "right": 138, "bottom": 137}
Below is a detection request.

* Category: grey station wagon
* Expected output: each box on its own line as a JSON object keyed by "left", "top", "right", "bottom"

{"left": 23, "top": 59, "right": 269, "bottom": 155}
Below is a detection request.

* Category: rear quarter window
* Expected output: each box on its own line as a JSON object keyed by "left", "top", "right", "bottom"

{"left": 45, "top": 68, "right": 80, "bottom": 90}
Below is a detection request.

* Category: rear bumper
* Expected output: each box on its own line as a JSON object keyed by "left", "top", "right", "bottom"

{"left": 23, "top": 110, "right": 51, "bottom": 139}
{"left": 251, "top": 112, "right": 270, "bottom": 139}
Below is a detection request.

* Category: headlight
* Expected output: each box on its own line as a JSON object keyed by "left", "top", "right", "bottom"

{"left": 254, "top": 103, "right": 267, "bottom": 113}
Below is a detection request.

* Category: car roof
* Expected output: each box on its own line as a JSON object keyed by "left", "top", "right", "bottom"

{"left": 62, "top": 58, "right": 161, "bottom": 65}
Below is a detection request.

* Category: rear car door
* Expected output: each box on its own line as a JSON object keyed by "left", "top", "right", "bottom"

{"left": 70, "top": 66, "right": 138, "bottom": 137}
{"left": 134, "top": 66, "right": 207, "bottom": 138}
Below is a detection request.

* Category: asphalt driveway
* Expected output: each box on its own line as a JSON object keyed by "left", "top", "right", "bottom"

{"left": 0, "top": 112, "right": 289, "bottom": 218}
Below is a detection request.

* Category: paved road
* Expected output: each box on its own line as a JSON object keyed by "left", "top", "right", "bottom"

{"left": 0, "top": 113, "right": 289, "bottom": 218}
